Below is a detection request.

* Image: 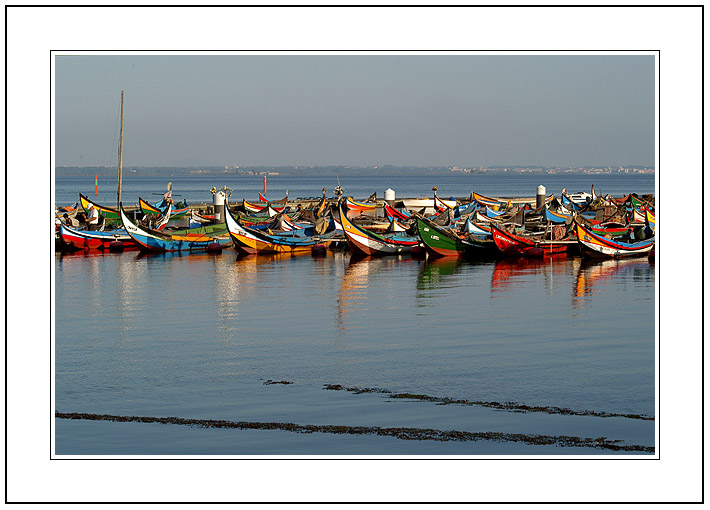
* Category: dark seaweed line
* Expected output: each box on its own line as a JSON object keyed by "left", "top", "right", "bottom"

{"left": 55, "top": 412, "right": 654, "bottom": 453}
{"left": 322, "top": 385, "right": 654, "bottom": 421}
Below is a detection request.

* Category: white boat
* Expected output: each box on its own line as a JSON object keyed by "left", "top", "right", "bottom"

{"left": 399, "top": 196, "right": 457, "bottom": 214}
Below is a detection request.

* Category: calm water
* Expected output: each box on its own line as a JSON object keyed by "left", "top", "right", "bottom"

{"left": 54, "top": 173, "right": 656, "bottom": 455}
{"left": 53, "top": 172, "right": 656, "bottom": 208}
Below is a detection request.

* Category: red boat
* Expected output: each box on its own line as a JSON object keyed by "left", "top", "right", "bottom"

{"left": 58, "top": 223, "right": 137, "bottom": 251}
{"left": 490, "top": 224, "right": 572, "bottom": 258}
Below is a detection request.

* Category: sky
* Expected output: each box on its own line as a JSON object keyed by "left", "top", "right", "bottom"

{"left": 54, "top": 54, "right": 655, "bottom": 168}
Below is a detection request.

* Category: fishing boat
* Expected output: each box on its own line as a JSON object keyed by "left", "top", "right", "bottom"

{"left": 344, "top": 195, "right": 378, "bottom": 213}
{"left": 543, "top": 204, "right": 596, "bottom": 224}
{"left": 225, "top": 203, "right": 340, "bottom": 255}
{"left": 645, "top": 209, "right": 656, "bottom": 234}
{"left": 139, "top": 197, "right": 190, "bottom": 219}
{"left": 188, "top": 210, "right": 216, "bottom": 227}
{"left": 561, "top": 189, "right": 592, "bottom": 206}
{"left": 574, "top": 220, "right": 655, "bottom": 259}
{"left": 314, "top": 188, "right": 329, "bottom": 218}
{"left": 400, "top": 196, "right": 457, "bottom": 213}
{"left": 490, "top": 224, "right": 572, "bottom": 258}
{"left": 242, "top": 199, "right": 287, "bottom": 215}
{"left": 471, "top": 191, "right": 505, "bottom": 208}
{"left": 475, "top": 206, "right": 525, "bottom": 226}
{"left": 561, "top": 193, "right": 585, "bottom": 212}
{"left": 433, "top": 194, "right": 454, "bottom": 213}
{"left": 55, "top": 201, "right": 80, "bottom": 226}
{"left": 79, "top": 193, "right": 120, "bottom": 221}
{"left": 484, "top": 206, "right": 507, "bottom": 218}
{"left": 383, "top": 203, "right": 412, "bottom": 222}
{"left": 472, "top": 190, "right": 553, "bottom": 209}
{"left": 119, "top": 205, "right": 231, "bottom": 252}
{"left": 463, "top": 218, "right": 492, "bottom": 237}
{"left": 401, "top": 187, "right": 456, "bottom": 214}
{"left": 58, "top": 223, "right": 136, "bottom": 251}
{"left": 258, "top": 190, "right": 289, "bottom": 205}
{"left": 416, "top": 215, "right": 494, "bottom": 258}
{"left": 452, "top": 200, "right": 478, "bottom": 218}
{"left": 572, "top": 214, "right": 632, "bottom": 238}
{"left": 338, "top": 204, "right": 419, "bottom": 256}
{"left": 630, "top": 206, "right": 648, "bottom": 224}
{"left": 59, "top": 202, "right": 172, "bottom": 251}
{"left": 630, "top": 194, "right": 654, "bottom": 210}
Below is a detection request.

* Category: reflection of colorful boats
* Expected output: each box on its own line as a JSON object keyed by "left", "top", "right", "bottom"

{"left": 337, "top": 255, "right": 412, "bottom": 330}
{"left": 491, "top": 257, "right": 545, "bottom": 292}
{"left": 490, "top": 256, "right": 571, "bottom": 293}
{"left": 575, "top": 221, "right": 655, "bottom": 258}
{"left": 416, "top": 257, "right": 463, "bottom": 290}
{"left": 574, "top": 257, "right": 654, "bottom": 301}
{"left": 339, "top": 204, "right": 419, "bottom": 256}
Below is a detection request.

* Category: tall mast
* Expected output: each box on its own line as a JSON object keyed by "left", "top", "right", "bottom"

{"left": 117, "top": 90, "right": 124, "bottom": 207}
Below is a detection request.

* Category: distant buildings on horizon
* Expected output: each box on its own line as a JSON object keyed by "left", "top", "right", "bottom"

{"left": 449, "top": 165, "right": 654, "bottom": 175}
{"left": 55, "top": 164, "right": 655, "bottom": 177}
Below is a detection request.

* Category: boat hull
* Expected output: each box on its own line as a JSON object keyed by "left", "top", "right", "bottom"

{"left": 80, "top": 194, "right": 120, "bottom": 220}
{"left": 339, "top": 205, "right": 418, "bottom": 256}
{"left": 491, "top": 225, "right": 569, "bottom": 258}
{"left": 575, "top": 222, "right": 655, "bottom": 259}
{"left": 120, "top": 205, "right": 231, "bottom": 252}
{"left": 400, "top": 197, "right": 456, "bottom": 213}
{"left": 58, "top": 223, "right": 136, "bottom": 251}
{"left": 416, "top": 216, "right": 491, "bottom": 258}
{"left": 344, "top": 197, "right": 377, "bottom": 212}
{"left": 226, "top": 204, "right": 335, "bottom": 255}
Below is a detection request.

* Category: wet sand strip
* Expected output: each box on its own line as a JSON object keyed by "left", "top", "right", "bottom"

{"left": 323, "top": 384, "right": 654, "bottom": 421}
{"left": 55, "top": 412, "right": 653, "bottom": 453}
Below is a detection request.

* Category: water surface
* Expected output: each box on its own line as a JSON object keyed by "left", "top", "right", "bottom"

{"left": 54, "top": 249, "right": 655, "bottom": 455}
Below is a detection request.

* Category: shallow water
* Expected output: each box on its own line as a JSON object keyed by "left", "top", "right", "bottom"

{"left": 54, "top": 248, "right": 655, "bottom": 456}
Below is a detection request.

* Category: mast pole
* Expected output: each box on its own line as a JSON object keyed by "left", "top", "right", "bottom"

{"left": 117, "top": 90, "right": 124, "bottom": 207}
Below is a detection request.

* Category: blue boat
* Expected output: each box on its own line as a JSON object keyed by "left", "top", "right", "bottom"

{"left": 120, "top": 204, "right": 231, "bottom": 252}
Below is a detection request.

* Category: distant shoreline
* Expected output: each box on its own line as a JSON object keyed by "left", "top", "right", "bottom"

{"left": 55, "top": 165, "right": 655, "bottom": 178}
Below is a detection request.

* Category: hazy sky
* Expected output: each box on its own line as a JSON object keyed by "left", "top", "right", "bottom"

{"left": 54, "top": 54, "right": 655, "bottom": 168}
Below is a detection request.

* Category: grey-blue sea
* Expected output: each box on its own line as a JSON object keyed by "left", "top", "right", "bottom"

{"left": 54, "top": 173, "right": 655, "bottom": 455}
{"left": 53, "top": 172, "right": 655, "bottom": 208}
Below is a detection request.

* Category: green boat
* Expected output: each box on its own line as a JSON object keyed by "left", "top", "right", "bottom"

{"left": 416, "top": 215, "right": 494, "bottom": 258}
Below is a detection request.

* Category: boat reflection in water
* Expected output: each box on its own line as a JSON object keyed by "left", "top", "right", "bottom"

{"left": 336, "top": 254, "right": 418, "bottom": 332}
{"left": 416, "top": 256, "right": 463, "bottom": 290}
{"left": 490, "top": 254, "right": 575, "bottom": 297}
{"left": 573, "top": 257, "right": 655, "bottom": 309}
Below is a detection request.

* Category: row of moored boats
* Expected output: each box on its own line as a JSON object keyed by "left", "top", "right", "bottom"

{"left": 55, "top": 185, "right": 656, "bottom": 260}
